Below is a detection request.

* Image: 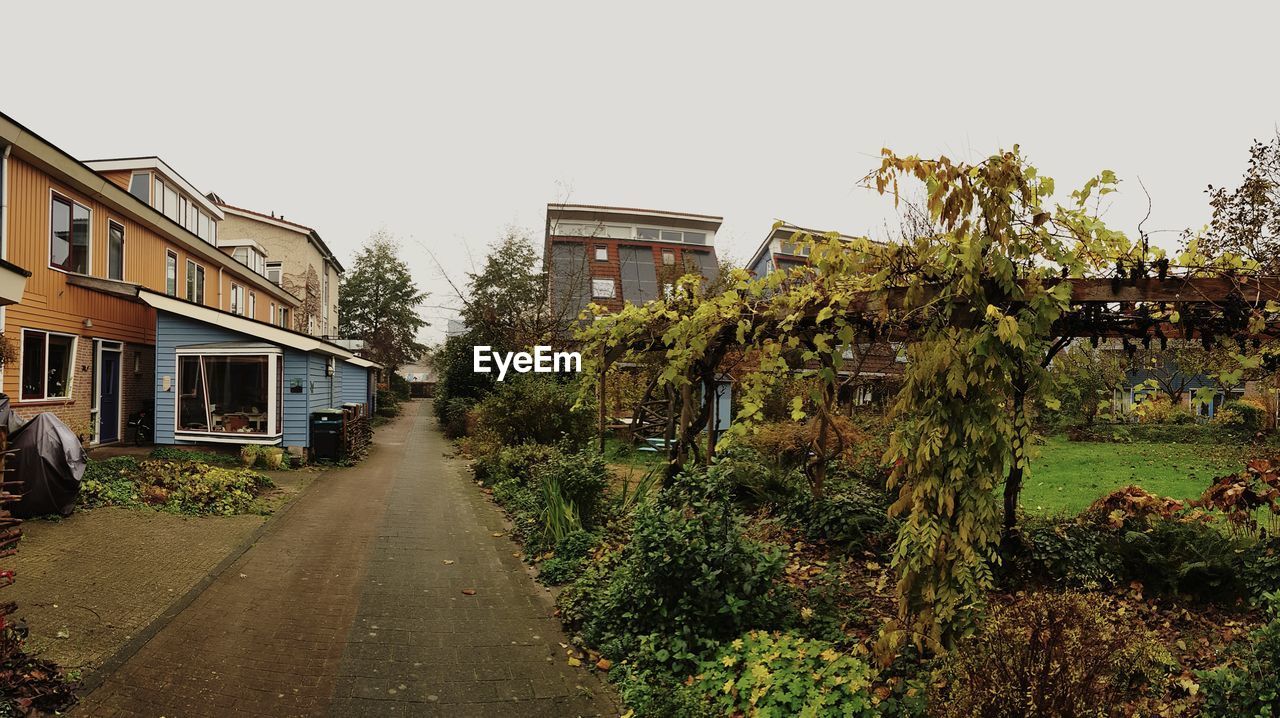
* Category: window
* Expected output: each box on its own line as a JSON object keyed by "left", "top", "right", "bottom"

{"left": 266, "top": 262, "right": 282, "bottom": 285}
{"left": 277, "top": 306, "right": 289, "bottom": 328}
{"left": 21, "top": 330, "right": 76, "bottom": 401}
{"left": 661, "top": 249, "right": 675, "bottom": 266}
{"left": 594, "top": 245, "right": 608, "bottom": 262}
{"left": 50, "top": 193, "right": 91, "bottom": 273}
{"left": 176, "top": 351, "right": 281, "bottom": 437}
{"left": 163, "top": 184, "right": 179, "bottom": 222}
{"left": 682, "top": 232, "right": 706, "bottom": 245}
{"left": 153, "top": 177, "right": 164, "bottom": 211}
{"left": 107, "top": 221, "right": 125, "bottom": 281}
{"left": 165, "top": 251, "right": 178, "bottom": 296}
{"left": 197, "top": 212, "right": 210, "bottom": 241}
{"left": 179, "top": 197, "right": 188, "bottom": 228}
{"left": 230, "top": 284, "right": 244, "bottom": 315}
{"left": 322, "top": 271, "right": 330, "bottom": 332}
{"left": 186, "top": 260, "right": 205, "bottom": 304}
{"left": 637, "top": 228, "right": 659, "bottom": 240}
{"left": 591, "top": 278, "right": 616, "bottom": 299}
{"left": 128, "top": 172, "right": 150, "bottom": 202}
{"left": 248, "top": 292, "right": 257, "bottom": 319}
{"left": 661, "top": 230, "right": 682, "bottom": 243}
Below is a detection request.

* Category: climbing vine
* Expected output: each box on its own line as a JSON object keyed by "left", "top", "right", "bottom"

{"left": 579, "top": 146, "right": 1278, "bottom": 656}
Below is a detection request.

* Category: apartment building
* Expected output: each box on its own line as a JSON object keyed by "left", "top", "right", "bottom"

{"left": 745, "top": 222, "right": 861, "bottom": 278}
{"left": 544, "top": 204, "right": 721, "bottom": 322}
{"left": 212, "top": 203, "right": 343, "bottom": 338}
{"left": 0, "top": 110, "right": 375, "bottom": 452}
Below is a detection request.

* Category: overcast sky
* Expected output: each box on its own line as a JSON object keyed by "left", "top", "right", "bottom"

{"left": 5, "top": 2, "right": 1279, "bottom": 342}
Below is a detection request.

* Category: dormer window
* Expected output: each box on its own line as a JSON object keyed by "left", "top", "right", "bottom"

{"left": 232, "top": 246, "right": 266, "bottom": 276}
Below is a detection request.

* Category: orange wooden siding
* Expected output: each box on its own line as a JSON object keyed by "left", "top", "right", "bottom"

{"left": 3, "top": 156, "right": 282, "bottom": 402}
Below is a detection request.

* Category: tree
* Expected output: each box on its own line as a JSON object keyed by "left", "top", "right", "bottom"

{"left": 1049, "top": 342, "right": 1127, "bottom": 425}
{"left": 458, "top": 229, "right": 559, "bottom": 351}
{"left": 338, "top": 231, "right": 428, "bottom": 372}
{"left": 1192, "top": 133, "right": 1280, "bottom": 272}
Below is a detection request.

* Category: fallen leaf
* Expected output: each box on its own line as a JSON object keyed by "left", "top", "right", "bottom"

{"left": 461, "top": 589, "right": 477, "bottom": 596}
{"left": 442, "top": 560, "right": 455, "bottom": 565}
{"left": 595, "top": 658, "right": 612, "bottom": 671}
{"left": 567, "top": 657, "right": 582, "bottom": 667}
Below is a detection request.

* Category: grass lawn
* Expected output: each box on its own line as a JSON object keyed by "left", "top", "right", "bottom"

{"left": 1023, "top": 437, "right": 1248, "bottom": 516}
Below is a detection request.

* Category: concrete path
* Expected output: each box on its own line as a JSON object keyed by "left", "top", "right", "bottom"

{"left": 75, "top": 401, "right": 618, "bottom": 718}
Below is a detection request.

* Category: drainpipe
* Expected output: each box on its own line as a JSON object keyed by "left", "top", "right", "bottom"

{"left": 1, "top": 144, "right": 9, "bottom": 390}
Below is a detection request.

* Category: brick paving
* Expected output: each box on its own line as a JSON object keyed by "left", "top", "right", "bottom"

{"left": 75, "top": 401, "right": 618, "bottom": 717}
{"left": 12, "top": 509, "right": 264, "bottom": 675}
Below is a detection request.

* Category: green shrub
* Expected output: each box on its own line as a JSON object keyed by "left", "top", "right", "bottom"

{"left": 933, "top": 592, "right": 1172, "bottom": 718}
{"left": 1019, "top": 520, "right": 1125, "bottom": 590}
{"left": 1197, "top": 592, "right": 1280, "bottom": 717}
{"left": 711, "top": 446, "right": 803, "bottom": 510}
{"left": 1112, "top": 518, "right": 1244, "bottom": 599}
{"left": 473, "top": 443, "right": 560, "bottom": 486}
{"left": 1214, "top": 399, "right": 1265, "bottom": 433}
{"left": 577, "top": 468, "right": 791, "bottom": 674}
{"left": 681, "top": 631, "right": 878, "bottom": 717}
{"left": 149, "top": 447, "right": 238, "bottom": 467}
{"left": 785, "top": 485, "right": 892, "bottom": 551}
{"left": 538, "top": 529, "right": 601, "bottom": 585}
{"left": 535, "top": 449, "right": 609, "bottom": 528}
{"left": 436, "top": 396, "right": 472, "bottom": 437}
{"left": 472, "top": 375, "right": 594, "bottom": 447}
{"left": 389, "top": 372, "right": 411, "bottom": 401}
{"left": 1242, "top": 538, "right": 1280, "bottom": 603}
{"left": 80, "top": 458, "right": 273, "bottom": 516}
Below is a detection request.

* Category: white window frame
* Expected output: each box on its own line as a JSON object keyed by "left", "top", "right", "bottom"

{"left": 174, "top": 346, "right": 283, "bottom": 444}
{"left": 19, "top": 329, "right": 78, "bottom": 402}
{"left": 48, "top": 190, "right": 92, "bottom": 275}
{"left": 165, "top": 250, "right": 178, "bottom": 296}
{"left": 230, "top": 283, "right": 244, "bottom": 315}
{"left": 594, "top": 245, "right": 608, "bottom": 262}
{"left": 266, "top": 262, "right": 282, "bottom": 286}
{"left": 186, "top": 259, "right": 205, "bottom": 304}
{"left": 107, "top": 219, "right": 126, "bottom": 281}
{"left": 591, "top": 278, "right": 616, "bottom": 299}
{"left": 127, "top": 171, "right": 151, "bottom": 203}
{"left": 248, "top": 292, "right": 257, "bottom": 320}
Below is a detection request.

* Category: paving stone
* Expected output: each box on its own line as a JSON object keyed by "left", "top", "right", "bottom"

{"left": 73, "top": 402, "right": 618, "bottom": 717}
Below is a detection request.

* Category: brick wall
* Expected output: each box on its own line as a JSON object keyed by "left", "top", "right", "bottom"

{"left": 11, "top": 335, "right": 95, "bottom": 439}
{"left": 9, "top": 338, "right": 156, "bottom": 444}
{"left": 122, "top": 342, "right": 156, "bottom": 435}
{"left": 547, "top": 236, "right": 717, "bottom": 313}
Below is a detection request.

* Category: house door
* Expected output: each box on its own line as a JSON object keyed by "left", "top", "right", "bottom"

{"left": 98, "top": 346, "right": 122, "bottom": 443}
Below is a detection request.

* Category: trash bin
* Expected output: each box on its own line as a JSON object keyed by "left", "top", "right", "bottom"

{"left": 310, "top": 409, "right": 345, "bottom": 461}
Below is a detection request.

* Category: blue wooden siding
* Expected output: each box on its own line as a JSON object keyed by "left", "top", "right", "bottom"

{"left": 155, "top": 310, "right": 348, "bottom": 448}
{"left": 338, "top": 361, "right": 370, "bottom": 406}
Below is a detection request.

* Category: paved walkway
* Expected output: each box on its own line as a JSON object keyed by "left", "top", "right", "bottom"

{"left": 75, "top": 401, "right": 618, "bottom": 717}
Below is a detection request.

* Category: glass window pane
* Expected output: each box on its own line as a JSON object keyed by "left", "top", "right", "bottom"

{"left": 683, "top": 232, "right": 705, "bottom": 244}
{"left": 128, "top": 172, "right": 150, "bottom": 202}
{"left": 179, "top": 197, "right": 188, "bottom": 227}
{"left": 636, "top": 228, "right": 659, "bottom": 240}
{"left": 198, "top": 212, "right": 209, "bottom": 240}
{"left": 108, "top": 223, "right": 125, "bottom": 280}
{"left": 178, "top": 355, "right": 208, "bottom": 430}
{"left": 203, "top": 356, "right": 270, "bottom": 434}
{"left": 196, "top": 267, "right": 205, "bottom": 304}
{"left": 166, "top": 253, "right": 177, "bottom": 295}
{"left": 661, "top": 230, "right": 682, "bottom": 243}
{"left": 45, "top": 334, "right": 74, "bottom": 398}
{"left": 21, "top": 331, "right": 46, "bottom": 400}
{"left": 164, "top": 185, "right": 179, "bottom": 221}
{"left": 186, "top": 261, "right": 197, "bottom": 301}
{"left": 70, "top": 204, "right": 90, "bottom": 274}
{"left": 50, "top": 197, "right": 71, "bottom": 269}
{"left": 591, "top": 278, "right": 616, "bottom": 299}
{"left": 153, "top": 178, "right": 164, "bottom": 210}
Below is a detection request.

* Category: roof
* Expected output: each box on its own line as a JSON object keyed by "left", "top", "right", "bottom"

{"left": 215, "top": 202, "right": 345, "bottom": 273}
{"left": 745, "top": 222, "right": 866, "bottom": 274}
{"left": 0, "top": 110, "right": 293, "bottom": 306}
{"left": 547, "top": 203, "right": 723, "bottom": 233}
{"left": 83, "top": 157, "right": 225, "bottom": 219}
{"left": 138, "top": 289, "right": 381, "bottom": 368}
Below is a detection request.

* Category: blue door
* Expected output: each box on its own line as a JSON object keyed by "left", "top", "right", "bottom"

{"left": 98, "top": 349, "right": 121, "bottom": 443}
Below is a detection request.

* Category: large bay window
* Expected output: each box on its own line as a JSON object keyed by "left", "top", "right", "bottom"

{"left": 21, "top": 330, "right": 76, "bottom": 401}
{"left": 176, "top": 348, "right": 282, "bottom": 438}
{"left": 50, "top": 193, "right": 91, "bottom": 274}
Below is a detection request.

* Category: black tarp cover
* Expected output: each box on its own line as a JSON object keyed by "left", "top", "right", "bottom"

{"left": 10, "top": 411, "right": 86, "bottom": 518}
